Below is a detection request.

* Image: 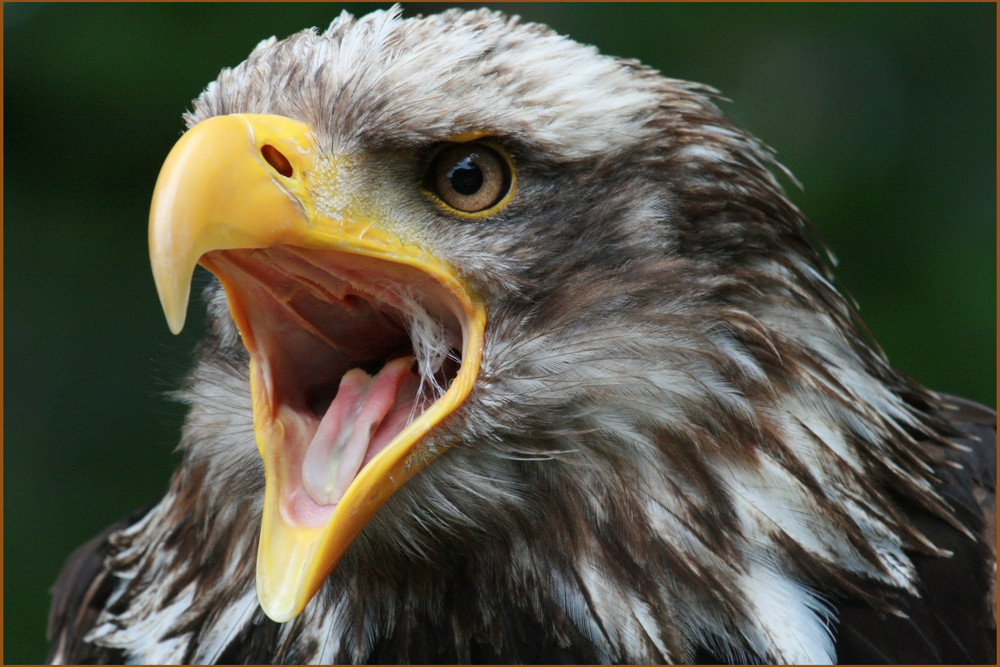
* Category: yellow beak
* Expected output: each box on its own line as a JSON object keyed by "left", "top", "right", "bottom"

{"left": 149, "top": 114, "right": 485, "bottom": 622}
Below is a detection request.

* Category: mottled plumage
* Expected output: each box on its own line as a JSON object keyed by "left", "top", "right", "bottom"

{"left": 49, "top": 7, "right": 995, "bottom": 664}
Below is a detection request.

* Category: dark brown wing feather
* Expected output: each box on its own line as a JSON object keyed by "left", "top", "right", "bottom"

{"left": 47, "top": 504, "right": 154, "bottom": 665}
{"left": 834, "top": 396, "right": 996, "bottom": 664}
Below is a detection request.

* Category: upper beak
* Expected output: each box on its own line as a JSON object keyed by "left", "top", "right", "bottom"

{"left": 149, "top": 113, "right": 485, "bottom": 622}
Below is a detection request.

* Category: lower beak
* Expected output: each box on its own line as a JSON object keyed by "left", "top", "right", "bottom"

{"left": 149, "top": 113, "right": 485, "bottom": 622}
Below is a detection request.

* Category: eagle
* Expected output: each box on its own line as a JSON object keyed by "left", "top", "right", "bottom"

{"left": 47, "top": 7, "right": 995, "bottom": 664}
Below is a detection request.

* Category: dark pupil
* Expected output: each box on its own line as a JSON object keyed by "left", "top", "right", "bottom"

{"left": 447, "top": 155, "right": 483, "bottom": 195}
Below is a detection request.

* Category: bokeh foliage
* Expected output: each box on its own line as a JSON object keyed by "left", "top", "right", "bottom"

{"left": 5, "top": 3, "right": 994, "bottom": 662}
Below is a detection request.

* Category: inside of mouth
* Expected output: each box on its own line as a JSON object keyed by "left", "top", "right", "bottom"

{"left": 205, "top": 247, "right": 463, "bottom": 522}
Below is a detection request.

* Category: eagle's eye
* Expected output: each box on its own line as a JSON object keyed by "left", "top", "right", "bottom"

{"left": 426, "top": 142, "right": 514, "bottom": 215}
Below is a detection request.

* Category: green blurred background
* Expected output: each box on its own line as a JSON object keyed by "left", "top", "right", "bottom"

{"left": 5, "top": 3, "right": 995, "bottom": 662}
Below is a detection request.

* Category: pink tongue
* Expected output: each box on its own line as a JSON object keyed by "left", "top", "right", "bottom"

{"left": 301, "top": 356, "right": 420, "bottom": 507}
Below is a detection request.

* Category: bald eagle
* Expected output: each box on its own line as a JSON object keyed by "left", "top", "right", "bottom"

{"left": 48, "top": 7, "right": 995, "bottom": 664}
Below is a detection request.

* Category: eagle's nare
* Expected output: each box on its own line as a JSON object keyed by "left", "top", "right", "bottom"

{"left": 48, "top": 7, "right": 995, "bottom": 665}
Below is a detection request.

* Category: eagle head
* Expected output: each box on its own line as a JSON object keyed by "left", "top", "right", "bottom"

{"left": 49, "top": 6, "right": 994, "bottom": 664}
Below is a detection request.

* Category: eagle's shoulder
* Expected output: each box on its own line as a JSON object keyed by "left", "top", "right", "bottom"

{"left": 834, "top": 395, "right": 996, "bottom": 663}
{"left": 47, "top": 504, "right": 155, "bottom": 664}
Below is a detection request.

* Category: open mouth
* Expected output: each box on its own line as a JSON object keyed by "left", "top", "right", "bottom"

{"left": 148, "top": 112, "right": 489, "bottom": 621}
{"left": 202, "top": 246, "right": 465, "bottom": 528}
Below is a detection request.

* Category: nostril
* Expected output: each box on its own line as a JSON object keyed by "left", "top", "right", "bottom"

{"left": 261, "top": 144, "right": 293, "bottom": 177}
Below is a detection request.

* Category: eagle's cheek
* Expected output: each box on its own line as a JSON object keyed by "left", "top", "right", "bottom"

{"left": 148, "top": 113, "right": 487, "bottom": 623}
